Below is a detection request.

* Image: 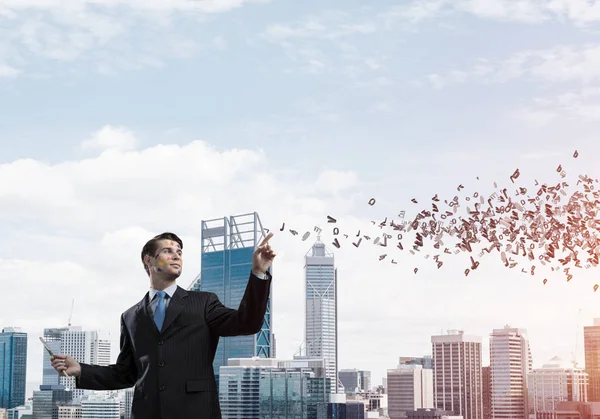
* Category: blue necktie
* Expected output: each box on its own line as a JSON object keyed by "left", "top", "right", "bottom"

{"left": 154, "top": 291, "right": 167, "bottom": 331}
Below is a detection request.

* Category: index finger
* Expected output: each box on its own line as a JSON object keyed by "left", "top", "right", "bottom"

{"left": 259, "top": 232, "right": 274, "bottom": 247}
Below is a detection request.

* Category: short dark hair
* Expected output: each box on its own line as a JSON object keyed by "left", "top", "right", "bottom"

{"left": 141, "top": 232, "right": 184, "bottom": 275}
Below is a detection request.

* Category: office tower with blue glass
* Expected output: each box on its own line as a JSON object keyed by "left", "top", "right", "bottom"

{"left": 219, "top": 357, "right": 331, "bottom": 419}
{"left": 305, "top": 238, "right": 339, "bottom": 393}
{"left": 0, "top": 328, "right": 27, "bottom": 409}
{"left": 190, "top": 212, "right": 273, "bottom": 383}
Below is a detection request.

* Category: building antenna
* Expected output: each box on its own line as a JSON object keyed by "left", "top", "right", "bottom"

{"left": 572, "top": 308, "right": 583, "bottom": 368}
{"left": 68, "top": 298, "right": 75, "bottom": 327}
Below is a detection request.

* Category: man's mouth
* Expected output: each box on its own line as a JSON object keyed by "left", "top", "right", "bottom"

{"left": 170, "top": 264, "right": 181, "bottom": 268}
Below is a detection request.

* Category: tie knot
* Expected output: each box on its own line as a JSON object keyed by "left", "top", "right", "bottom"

{"left": 156, "top": 290, "right": 167, "bottom": 299}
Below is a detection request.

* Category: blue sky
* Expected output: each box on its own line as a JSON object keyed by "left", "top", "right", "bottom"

{"left": 3, "top": 0, "right": 600, "bottom": 398}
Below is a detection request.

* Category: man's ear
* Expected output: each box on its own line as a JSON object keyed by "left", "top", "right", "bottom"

{"left": 144, "top": 254, "right": 152, "bottom": 270}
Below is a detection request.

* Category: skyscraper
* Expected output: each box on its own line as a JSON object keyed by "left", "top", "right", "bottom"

{"left": 219, "top": 357, "right": 330, "bottom": 419}
{"left": 0, "top": 328, "right": 27, "bottom": 409}
{"left": 42, "top": 328, "right": 69, "bottom": 386}
{"left": 431, "top": 329, "right": 483, "bottom": 419}
{"left": 339, "top": 370, "right": 372, "bottom": 394}
{"left": 189, "top": 212, "right": 273, "bottom": 383}
{"left": 489, "top": 325, "right": 532, "bottom": 419}
{"left": 528, "top": 355, "right": 588, "bottom": 414}
{"left": 584, "top": 318, "right": 600, "bottom": 401}
{"left": 482, "top": 366, "right": 491, "bottom": 419}
{"left": 359, "top": 370, "right": 371, "bottom": 392}
{"left": 304, "top": 238, "right": 338, "bottom": 393}
{"left": 339, "top": 370, "right": 361, "bottom": 395}
{"left": 387, "top": 364, "right": 433, "bottom": 419}
{"left": 42, "top": 327, "right": 111, "bottom": 399}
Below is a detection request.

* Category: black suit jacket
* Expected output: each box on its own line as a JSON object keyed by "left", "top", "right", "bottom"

{"left": 76, "top": 271, "right": 272, "bottom": 419}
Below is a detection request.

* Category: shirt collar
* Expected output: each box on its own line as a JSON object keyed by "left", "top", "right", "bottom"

{"left": 149, "top": 283, "right": 178, "bottom": 301}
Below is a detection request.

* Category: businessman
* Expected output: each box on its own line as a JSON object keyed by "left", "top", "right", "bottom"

{"left": 51, "top": 231, "right": 276, "bottom": 418}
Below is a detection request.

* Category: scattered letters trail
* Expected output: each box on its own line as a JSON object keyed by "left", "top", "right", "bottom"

{"left": 267, "top": 150, "right": 600, "bottom": 292}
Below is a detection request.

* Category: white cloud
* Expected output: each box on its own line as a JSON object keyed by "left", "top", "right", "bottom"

{"left": 0, "top": 0, "right": 262, "bottom": 14}
{"left": 314, "top": 170, "right": 359, "bottom": 194}
{"left": 513, "top": 86, "right": 600, "bottom": 124}
{"left": 384, "top": 0, "right": 600, "bottom": 26}
{"left": 213, "top": 35, "right": 228, "bottom": 50}
{"left": 0, "top": 0, "right": 264, "bottom": 75}
{"left": 424, "top": 44, "right": 600, "bottom": 88}
{"left": 4, "top": 128, "right": 600, "bottom": 396}
{"left": 80, "top": 125, "right": 139, "bottom": 152}
{"left": 262, "top": 12, "right": 376, "bottom": 43}
{"left": 260, "top": 11, "right": 386, "bottom": 81}
{"left": 512, "top": 108, "right": 558, "bottom": 126}
{"left": 0, "top": 63, "right": 19, "bottom": 77}
{"left": 382, "top": 0, "right": 451, "bottom": 26}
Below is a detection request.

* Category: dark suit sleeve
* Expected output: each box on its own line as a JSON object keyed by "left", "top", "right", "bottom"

{"left": 205, "top": 271, "right": 272, "bottom": 337}
{"left": 76, "top": 314, "right": 137, "bottom": 390}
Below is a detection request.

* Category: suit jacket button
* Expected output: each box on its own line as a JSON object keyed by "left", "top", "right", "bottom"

{"left": 159, "top": 362, "right": 165, "bottom": 367}
{"left": 160, "top": 385, "right": 165, "bottom": 391}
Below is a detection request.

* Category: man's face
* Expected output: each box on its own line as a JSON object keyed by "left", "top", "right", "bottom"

{"left": 148, "top": 240, "right": 183, "bottom": 278}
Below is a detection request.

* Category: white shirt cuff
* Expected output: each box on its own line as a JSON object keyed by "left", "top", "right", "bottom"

{"left": 252, "top": 270, "right": 268, "bottom": 280}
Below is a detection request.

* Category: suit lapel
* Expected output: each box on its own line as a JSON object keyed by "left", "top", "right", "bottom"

{"left": 136, "top": 292, "right": 160, "bottom": 337}
{"left": 160, "top": 286, "right": 188, "bottom": 334}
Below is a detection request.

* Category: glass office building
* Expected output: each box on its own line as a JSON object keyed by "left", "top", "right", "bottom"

{"left": 31, "top": 387, "right": 72, "bottom": 419}
{"left": 260, "top": 368, "right": 330, "bottom": 419}
{"left": 0, "top": 328, "right": 27, "bottom": 409}
{"left": 42, "top": 328, "right": 69, "bottom": 386}
{"left": 219, "top": 358, "right": 331, "bottom": 419}
{"left": 305, "top": 239, "right": 339, "bottom": 393}
{"left": 189, "top": 212, "right": 273, "bottom": 383}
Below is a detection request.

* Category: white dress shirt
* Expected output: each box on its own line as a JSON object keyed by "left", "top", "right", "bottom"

{"left": 148, "top": 282, "right": 178, "bottom": 316}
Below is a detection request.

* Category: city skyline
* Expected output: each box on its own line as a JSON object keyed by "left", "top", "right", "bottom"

{"left": 4, "top": 0, "right": 600, "bottom": 407}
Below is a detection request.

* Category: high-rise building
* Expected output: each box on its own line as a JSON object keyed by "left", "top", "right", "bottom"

{"left": 57, "top": 404, "right": 82, "bottom": 418}
{"left": 32, "top": 387, "right": 72, "bottom": 418}
{"left": 536, "top": 400, "right": 600, "bottom": 418}
{"left": 189, "top": 212, "right": 273, "bottom": 384}
{"left": 489, "top": 325, "right": 532, "bottom": 419}
{"left": 6, "top": 404, "right": 33, "bottom": 419}
{"left": 42, "top": 328, "right": 69, "bottom": 386}
{"left": 528, "top": 355, "right": 588, "bottom": 414}
{"left": 304, "top": 238, "right": 339, "bottom": 393}
{"left": 387, "top": 364, "right": 434, "bottom": 419}
{"left": 339, "top": 370, "right": 361, "bottom": 395}
{"left": 327, "top": 400, "right": 365, "bottom": 419}
{"left": 431, "top": 330, "right": 483, "bottom": 419}
{"left": 96, "top": 339, "right": 111, "bottom": 367}
{"left": 584, "top": 318, "right": 600, "bottom": 402}
{"left": 359, "top": 371, "right": 371, "bottom": 392}
{"left": 0, "top": 328, "right": 27, "bottom": 409}
{"left": 81, "top": 396, "right": 120, "bottom": 418}
{"left": 42, "top": 327, "right": 111, "bottom": 400}
{"left": 345, "top": 401, "right": 366, "bottom": 419}
{"left": 220, "top": 358, "right": 275, "bottom": 419}
{"left": 339, "top": 369, "right": 370, "bottom": 394}
{"left": 123, "top": 387, "right": 134, "bottom": 419}
{"left": 260, "top": 367, "right": 330, "bottom": 419}
{"left": 219, "top": 357, "right": 330, "bottom": 419}
{"left": 406, "top": 408, "right": 462, "bottom": 418}
{"left": 482, "top": 366, "right": 491, "bottom": 419}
